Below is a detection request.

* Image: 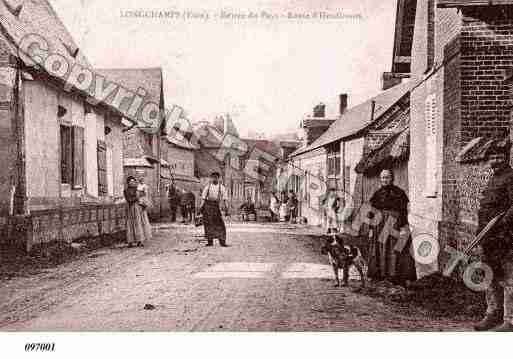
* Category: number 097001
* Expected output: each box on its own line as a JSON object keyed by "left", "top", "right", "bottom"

{"left": 24, "top": 343, "right": 55, "bottom": 352}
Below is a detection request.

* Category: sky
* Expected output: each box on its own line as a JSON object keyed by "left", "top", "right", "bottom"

{"left": 50, "top": 0, "right": 398, "bottom": 138}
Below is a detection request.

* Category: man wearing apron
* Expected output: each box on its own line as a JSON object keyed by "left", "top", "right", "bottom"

{"left": 200, "top": 172, "right": 229, "bottom": 247}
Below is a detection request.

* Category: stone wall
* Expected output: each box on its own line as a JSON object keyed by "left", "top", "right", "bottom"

{"left": 0, "top": 203, "right": 126, "bottom": 255}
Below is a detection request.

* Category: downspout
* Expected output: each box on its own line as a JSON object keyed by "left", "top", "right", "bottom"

{"left": 14, "top": 64, "right": 27, "bottom": 215}
{"left": 157, "top": 131, "right": 162, "bottom": 218}
{"left": 342, "top": 141, "right": 346, "bottom": 197}
{"left": 362, "top": 100, "right": 376, "bottom": 205}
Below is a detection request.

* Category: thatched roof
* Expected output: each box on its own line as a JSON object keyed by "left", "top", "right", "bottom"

{"left": 355, "top": 127, "right": 410, "bottom": 175}
{"left": 0, "top": 0, "right": 127, "bottom": 123}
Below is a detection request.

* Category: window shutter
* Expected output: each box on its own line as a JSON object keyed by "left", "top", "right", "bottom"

{"left": 426, "top": 0, "right": 435, "bottom": 71}
{"left": 72, "top": 126, "right": 85, "bottom": 188}
{"left": 97, "top": 140, "right": 108, "bottom": 196}
{"left": 344, "top": 165, "right": 351, "bottom": 193}
{"left": 60, "top": 125, "right": 72, "bottom": 184}
{"left": 425, "top": 93, "right": 438, "bottom": 197}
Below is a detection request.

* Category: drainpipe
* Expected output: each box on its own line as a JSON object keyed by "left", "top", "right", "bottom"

{"left": 157, "top": 132, "right": 161, "bottom": 218}
{"left": 342, "top": 141, "right": 346, "bottom": 197}
{"left": 362, "top": 100, "right": 376, "bottom": 205}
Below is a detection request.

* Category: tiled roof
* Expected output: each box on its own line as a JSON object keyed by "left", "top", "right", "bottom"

{"left": 167, "top": 133, "right": 199, "bottom": 150}
{"left": 195, "top": 150, "right": 223, "bottom": 178}
{"left": 0, "top": 0, "right": 126, "bottom": 123}
{"left": 17, "top": 0, "right": 92, "bottom": 67}
{"left": 95, "top": 68, "right": 163, "bottom": 123}
{"left": 192, "top": 121, "right": 246, "bottom": 152}
{"left": 355, "top": 127, "right": 410, "bottom": 175}
{"left": 192, "top": 122, "right": 224, "bottom": 148}
{"left": 243, "top": 139, "right": 282, "bottom": 159}
{"left": 290, "top": 80, "right": 417, "bottom": 157}
{"left": 0, "top": 0, "right": 88, "bottom": 70}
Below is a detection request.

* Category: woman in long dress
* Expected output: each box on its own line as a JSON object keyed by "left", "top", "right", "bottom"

{"left": 200, "top": 172, "right": 229, "bottom": 247}
{"left": 124, "top": 176, "right": 150, "bottom": 247}
{"left": 137, "top": 177, "right": 153, "bottom": 241}
{"left": 367, "top": 169, "right": 416, "bottom": 286}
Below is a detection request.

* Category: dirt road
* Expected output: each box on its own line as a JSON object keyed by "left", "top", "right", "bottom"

{"left": 0, "top": 222, "right": 473, "bottom": 331}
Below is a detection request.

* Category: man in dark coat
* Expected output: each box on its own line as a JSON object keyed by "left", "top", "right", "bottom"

{"left": 181, "top": 189, "right": 196, "bottom": 224}
{"left": 168, "top": 182, "right": 179, "bottom": 222}
{"left": 287, "top": 190, "right": 299, "bottom": 224}
{"left": 474, "top": 139, "right": 513, "bottom": 331}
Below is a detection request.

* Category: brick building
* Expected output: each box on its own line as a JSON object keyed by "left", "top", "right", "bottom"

{"left": 396, "top": 0, "right": 513, "bottom": 275}
{"left": 0, "top": 0, "right": 129, "bottom": 253}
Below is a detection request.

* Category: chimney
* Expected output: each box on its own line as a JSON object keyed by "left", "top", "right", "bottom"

{"left": 381, "top": 72, "right": 402, "bottom": 91}
{"left": 313, "top": 103, "right": 326, "bottom": 118}
{"left": 339, "top": 94, "right": 348, "bottom": 115}
{"left": 301, "top": 117, "right": 336, "bottom": 146}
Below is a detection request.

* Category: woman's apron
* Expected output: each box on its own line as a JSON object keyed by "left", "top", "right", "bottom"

{"left": 367, "top": 209, "right": 416, "bottom": 283}
{"left": 202, "top": 185, "right": 226, "bottom": 242}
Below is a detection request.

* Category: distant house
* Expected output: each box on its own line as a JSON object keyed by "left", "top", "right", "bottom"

{"left": 193, "top": 116, "right": 247, "bottom": 212}
{"left": 95, "top": 68, "right": 169, "bottom": 219}
{"left": 241, "top": 139, "right": 284, "bottom": 209}
{"left": 0, "top": 0, "right": 130, "bottom": 252}
{"left": 165, "top": 131, "right": 201, "bottom": 213}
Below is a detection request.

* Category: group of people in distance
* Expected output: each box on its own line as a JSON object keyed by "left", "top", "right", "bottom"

{"left": 270, "top": 190, "right": 299, "bottom": 223}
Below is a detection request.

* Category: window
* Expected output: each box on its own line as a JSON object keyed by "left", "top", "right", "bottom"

{"left": 344, "top": 165, "right": 351, "bottom": 193}
{"left": 424, "top": 93, "right": 438, "bottom": 197}
{"left": 73, "top": 126, "right": 84, "bottom": 188}
{"left": 97, "top": 140, "right": 108, "bottom": 196}
{"left": 60, "top": 125, "right": 72, "bottom": 184}
{"left": 426, "top": 0, "right": 435, "bottom": 71}
{"left": 327, "top": 152, "right": 341, "bottom": 177}
{"left": 60, "top": 125, "right": 84, "bottom": 187}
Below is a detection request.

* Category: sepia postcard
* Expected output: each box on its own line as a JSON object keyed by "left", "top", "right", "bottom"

{"left": 1, "top": 0, "right": 513, "bottom": 357}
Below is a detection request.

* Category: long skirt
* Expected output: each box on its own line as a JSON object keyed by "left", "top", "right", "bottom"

{"left": 367, "top": 211, "right": 416, "bottom": 284}
{"left": 141, "top": 206, "right": 152, "bottom": 240}
{"left": 126, "top": 203, "right": 151, "bottom": 244}
{"left": 202, "top": 200, "right": 226, "bottom": 242}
